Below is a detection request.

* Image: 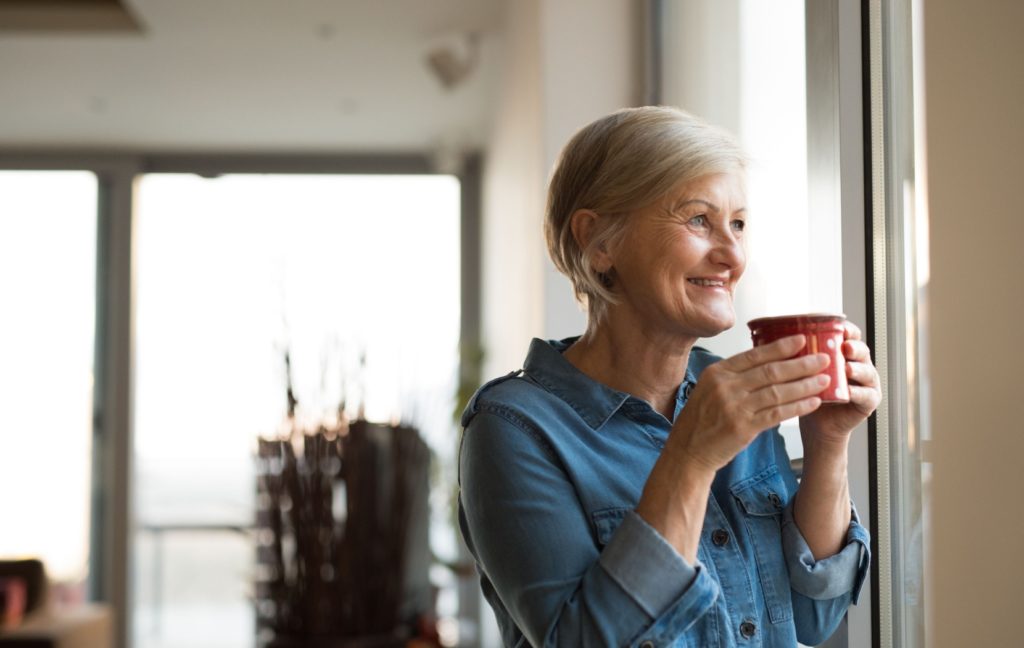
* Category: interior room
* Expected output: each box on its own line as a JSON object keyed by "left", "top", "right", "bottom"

{"left": 1, "top": 1, "right": 1020, "bottom": 647}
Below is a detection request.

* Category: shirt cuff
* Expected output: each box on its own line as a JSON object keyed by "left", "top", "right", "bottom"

{"left": 598, "top": 510, "right": 713, "bottom": 619}
{"left": 781, "top": 501, "right": 871, "bottom": 603}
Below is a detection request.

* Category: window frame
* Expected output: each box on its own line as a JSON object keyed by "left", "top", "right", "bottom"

{"left": 864, "top": 0, "right": 928, "bottom": 645}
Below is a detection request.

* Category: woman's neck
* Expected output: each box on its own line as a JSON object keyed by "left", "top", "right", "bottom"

{"left": 563, "top": 311, "right": 696, "bottom": 420}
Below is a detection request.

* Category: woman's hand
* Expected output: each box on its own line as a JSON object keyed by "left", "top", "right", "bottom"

{"left": 666, "top": 335, "right": 829, "bottom": 473}
{"left": 798, "top": 321, "right": 882, "bottom": 448}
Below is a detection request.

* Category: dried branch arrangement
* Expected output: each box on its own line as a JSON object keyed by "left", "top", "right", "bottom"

{"left": 255, "top": 418, "right": 432, "bottom": 648}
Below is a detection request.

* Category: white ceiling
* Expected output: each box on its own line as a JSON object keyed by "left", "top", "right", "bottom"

{"left": 0, "top": 0, "right": 504, "bottom": 153}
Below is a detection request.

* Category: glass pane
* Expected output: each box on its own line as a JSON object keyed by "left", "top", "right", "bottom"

{"left": 0, "top": 170, "right": 97, "bottom": 595}
{"left": 132, "top": 174, "right": 461, "bottom": 648}
{"left": 134, "top": 530, "right": 253, "bottom": 648}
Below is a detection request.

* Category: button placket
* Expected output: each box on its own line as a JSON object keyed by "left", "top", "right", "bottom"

{"left": 703, "top": 495, "right": 760, "bottom": 643}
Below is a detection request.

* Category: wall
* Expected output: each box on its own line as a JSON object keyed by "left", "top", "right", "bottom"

{"left": 924, "top": 0, "right": 1024, "bottom": 645}
{"left": 539, "top": 0, "right": 642, "bottom": 340}
{"left": 480, "top": 0, "right": 640, "bottom": 378}
{"left": 479, "top": 0, "right": 545, "bottom": 383}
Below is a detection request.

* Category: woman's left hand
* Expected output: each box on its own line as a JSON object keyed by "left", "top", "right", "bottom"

{"left": 799, "top": 321, "right": 882, "bottom": 446}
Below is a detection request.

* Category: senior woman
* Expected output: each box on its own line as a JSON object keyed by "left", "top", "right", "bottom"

{"left": 458, "top": 107, "right": 878, "bottom": 647}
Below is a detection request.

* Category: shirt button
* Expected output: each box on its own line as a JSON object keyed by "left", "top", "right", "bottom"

{"left": 740, "top": 620, "right": 757, "bottom": 638}
{"left": 683, "top": 382, "right": 694, "bottom": 398}
{"left": 711, "top": 528, "right": 730, "bottom": 546}
{"left": 640, "top": 641, "right": 656, "bottom": 648}
{"left": 768, "top": 492, "right": 783, "bottom": 508}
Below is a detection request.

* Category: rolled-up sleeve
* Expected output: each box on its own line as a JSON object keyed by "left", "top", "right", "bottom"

{"left": 602, "top": 511, "right": 720, "bottom": 644}
{"left": 782, "top": 501, "right": 871, "bottom": 645}
{"left": 459, "top": 407, "right": 718, "bottom": 648}
{"left": 781, "top": 502, "right": 871, "bottom": 602}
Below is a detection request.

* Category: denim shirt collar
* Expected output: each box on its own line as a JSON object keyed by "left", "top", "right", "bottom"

{"left": 522, "top": 337, "right": 699, "bottom": 430}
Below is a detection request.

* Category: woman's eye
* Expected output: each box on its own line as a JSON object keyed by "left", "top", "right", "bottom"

{"left": 689, "top": 214, "right": 708, "bottom": 228}
{"left": 731, "top": 219, "right": 746, "bottom": 232}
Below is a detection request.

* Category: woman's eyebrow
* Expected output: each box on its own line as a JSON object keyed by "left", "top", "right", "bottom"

{"left": 672, "top": 198, "right": 718, "bottom": 211}
{"left": 671, "top": 199, "right": 746, "bottom": 214}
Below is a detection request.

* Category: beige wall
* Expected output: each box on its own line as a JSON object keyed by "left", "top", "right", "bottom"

{"left": 480, "top": 0, "right": 640, "bottom": 381}
{"left": 925, "top": 1, "right": 1024, "bottom": 645}
{"left": 539, "top": 0, "right": 642, "bottom": 340}
{"left": 480, "top": 0, "right": 546, "bottom": 381}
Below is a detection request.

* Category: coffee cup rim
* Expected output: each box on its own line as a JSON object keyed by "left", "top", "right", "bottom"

{"left": 746, "top": 313, "right": 847, "bottom": 329}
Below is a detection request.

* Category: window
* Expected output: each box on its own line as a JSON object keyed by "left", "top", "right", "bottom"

{"left": 868, "top": 0, "right": 929, "bottom": 643}
{"left": 0, "top": 171, "right": 98, "bottom": 595}
{"left": 132, "top": 173, "right": 461, "bottom": 648}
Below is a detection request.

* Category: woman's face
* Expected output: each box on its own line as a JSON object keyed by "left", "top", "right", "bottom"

{"left": 608, "top": 172, "right": 747, "bottom": 339}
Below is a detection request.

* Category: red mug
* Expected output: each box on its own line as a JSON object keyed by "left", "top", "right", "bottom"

{"left": 747, "top": 313, "right": 850, "bottom": 403}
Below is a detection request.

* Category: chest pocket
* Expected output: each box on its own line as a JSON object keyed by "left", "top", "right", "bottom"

{"left": 730, "top": 466, "right": 794, "bottom": 624}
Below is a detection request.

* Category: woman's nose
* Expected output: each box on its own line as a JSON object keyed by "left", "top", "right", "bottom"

{"left": 709, "top": 229, "right": 745, "bottom": 269}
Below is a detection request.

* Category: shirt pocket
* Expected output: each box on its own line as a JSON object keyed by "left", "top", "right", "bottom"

{"left": 730, "top": 466, "right": 794, "bottom": 624}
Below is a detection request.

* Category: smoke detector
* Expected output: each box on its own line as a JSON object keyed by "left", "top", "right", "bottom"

{"left": 425, "top": 32, "right": 480, "bottom": 91}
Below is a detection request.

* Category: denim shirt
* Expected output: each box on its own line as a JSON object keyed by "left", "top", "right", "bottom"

{"left": 458, "top": 338, "right": 870, "bottom": 648}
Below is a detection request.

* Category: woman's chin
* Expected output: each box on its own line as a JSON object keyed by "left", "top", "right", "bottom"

{"left": 686, "top": 311, "right": 735, "bottom": 338}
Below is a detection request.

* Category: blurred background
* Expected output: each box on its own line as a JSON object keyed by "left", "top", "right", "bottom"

{"left": 1, "top": 1, "right": 1021, "bottom": 647}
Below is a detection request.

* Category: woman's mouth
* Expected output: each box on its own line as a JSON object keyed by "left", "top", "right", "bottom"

{"left": 687, "top": 278, "right": 727, "bottom": 289}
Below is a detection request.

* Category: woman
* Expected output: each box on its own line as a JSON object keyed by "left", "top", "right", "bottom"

{"left": 458, "top": 107, "right": 878, "bottom": 647}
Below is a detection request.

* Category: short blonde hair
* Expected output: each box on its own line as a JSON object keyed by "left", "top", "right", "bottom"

{"left": 544, "top": 106, "right": 746, "bottom": 324}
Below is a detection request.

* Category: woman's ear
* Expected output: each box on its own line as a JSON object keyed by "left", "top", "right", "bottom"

{"left": 569, "top": 209, "right": 613, "bottom": 273}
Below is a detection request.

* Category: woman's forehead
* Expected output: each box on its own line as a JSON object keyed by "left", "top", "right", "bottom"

{"left": 664, "top": 173, "right": 747, "bottom": 207}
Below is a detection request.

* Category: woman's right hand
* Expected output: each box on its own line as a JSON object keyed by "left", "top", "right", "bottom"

{"left": 667, "top": 335, "right": 829, "bottom": 474}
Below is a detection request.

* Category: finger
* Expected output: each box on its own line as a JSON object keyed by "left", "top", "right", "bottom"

{"left": 844, "top": 320, "right": 863, "bottom": 341}
{"left": 842, "top": 340, "right": 873, "bottom": 365}
{"left": 753, "top": 396, "right": 822, "bottom": 430}
{"left": 846, "top": 361, "right": 879, "bottom": 387}
{"left": 848, "top": 385, "right": 882, "bottom": 413}
{"left": 749, "top": 374, "right": 830, "bottom": 412}
{"left": 742, "top": 353, "right": 830, "bottom": 390}
{"left": 724, "top": 335, "right": 807, "bottom": 372}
